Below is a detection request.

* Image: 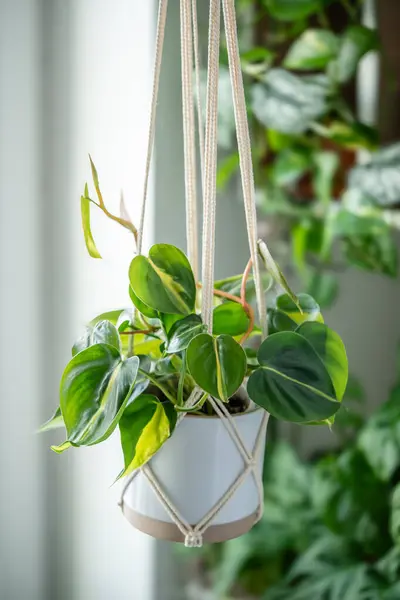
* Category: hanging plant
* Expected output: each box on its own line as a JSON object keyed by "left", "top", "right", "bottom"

{"left": 41, "top": 156, "right": 348, "bottom": 543}
{"left": 41, "top": 0, "right": 349, "bottom": 547}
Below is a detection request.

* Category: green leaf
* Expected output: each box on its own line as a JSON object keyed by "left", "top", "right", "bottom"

{"left": 186, "top": 333, "right": 247, "bottom": 402}
{"left": 129, "top": 244, "right": 196, "bottom": 315}
{"left": 118, "top": 394, "right": 172, "bottom": 476}
{"left": 247, "top": 332, "right": 340, "bottom": 423}
{"left": 276, "top": 293, "right": 323, "bottom": 325}
{"left": 72, "top": 320, "right": 121, "bottom": 356}
{"left": 129, "top": 285, "right": 158, "bottom": 319}
{"left": 38, "top": 407, "right": 64, "bottom": 433}
{"left": 125, "top": 355, "right": 151, "bottom": 407}
{"left": 217, "top": 152, "right": 239, "bottom": 190}
{"left": 284, "top": 29, "right": 339, "bottom": 70}
{"left": 271, "top": 148, "right": 311, "bottom": 187}
{"left": 349, "top": 143, "right": 400, "bottom": 207}
{"left": 269, "top": 293, "right": 323, "bottom": 334}
{"left": 391, "top": 484, "right": 400, "bottom": 546}
{"left": 358, "top": 387, "right": 400, "bottom": 482}
{"left": 159, "top": 313, "right": 183, "bottom": 335}
{"left": 306, "top": 272, "right": 339, "bottom": 309}
{"left": 89, "top": 309, "right": 130, "bottom": 329}
{"left": 166, "top": 314, "right": 206, "bottom": 354}
{"left": 213, "top": 302, "right": 249, "bottom": 336}
{"left": 81, "top": 194, "right": 101, "bottom": 258}
{"left": 336, "top": 26, "right": 379, "bottom": 83}
{"left": 258, "top": 239, "right": 300, "bottom": 309}
{"left": 51, "top": 441, "right": 72, "bottom": 454}
{"left": 321, "top": 120, "right": 378, "bottom": 150}
{"left": 313, "top": 151, "right": 339, "bottom": 204}
{"left": 251, "top": 69, "right": 329, "bottom": 134}
{"left": 60, "top": 345, "right": 139, "bottom": 446}
{"left": 297, "top": 322, "right": 348, "bottom": 401}
{"left": 265, "top": 0, "right": 324, "bottom": 21}
{"left": 343, "top": 231, "right": 398, "bottom": 278}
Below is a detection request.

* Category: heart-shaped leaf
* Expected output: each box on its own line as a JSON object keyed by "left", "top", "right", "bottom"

{"left": 251, "top": 69, "right": 329, "bottom": 134}
{"left": 81, "top": 189, "right": 101, "bottom": 258}
{"left": 186, "top": 333, "right": 246, "bottom": 402}
{"left": 72, "top": 320, "right": 121, "bottom": 356}
{"left": 284, "top": 29, "right": 339, "bottom": 70}
{"left": 166, "top": 314, "right": 205, "bottom": 354}
{"left": 129, "top": 285, "right": 158, "bottom": 319}
{"left": 60, "top": 344, "right": 139, "bottom": 446}
{"left": 348, "top": 143, "right": 400, "bottom": 207}
{"left": 119, "top": 394, "right": 173, "bottom": 477}
{"left": 129, "top": 244, "right": 196, "bottom": 315}
{"left": 247, "top": 332, "right": 340, "bottom": 423}
{"left": 274, "top": 293, "right": 323, "bottom": 329}
{"left": 297, "top": 322, "right": 348, "bottom": 401}
{"left": 212, "top": 302, "right": 250, "bottom": 336}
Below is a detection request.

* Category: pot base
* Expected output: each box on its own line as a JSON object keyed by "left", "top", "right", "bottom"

{"left": 121, "top": 503, "right": 258, "bottom": 544}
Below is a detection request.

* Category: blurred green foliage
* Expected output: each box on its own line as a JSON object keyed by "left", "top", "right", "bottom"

{"left": 185, "top": 348, "right": 400, "bottom": 599}
{"left": 213, "top": 0, "right": 400, "bottom": 308}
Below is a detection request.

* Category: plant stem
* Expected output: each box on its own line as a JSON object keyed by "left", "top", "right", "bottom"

{"left": 138, "top": 369, "right": 177, "bottom": 405}
{"left": 196, "top": 262, "right": 256, "bottom": 345}
{"left": 175, "top": 392, "right": 209, "bottom": 413}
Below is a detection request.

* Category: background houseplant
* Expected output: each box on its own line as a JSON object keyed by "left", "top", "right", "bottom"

{"left": 183, "top": 350, "right": 400, "bottom": 599}
{"left": 215, "top": 0, "right": 400, "bottom": 308}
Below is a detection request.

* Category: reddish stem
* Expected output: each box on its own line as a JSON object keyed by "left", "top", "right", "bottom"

{"left": 196, "top": 258, "right": 255, "bottom": 345}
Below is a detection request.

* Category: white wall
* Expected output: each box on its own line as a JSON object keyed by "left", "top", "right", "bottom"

{"left": 68, "top": 1, "right": 157, "bottom": 599}
{"left": 0, "top": 2, "right": 45, "bottom": 598}
{"left": 0, "top": 1, "right": 158, "bottom": 599}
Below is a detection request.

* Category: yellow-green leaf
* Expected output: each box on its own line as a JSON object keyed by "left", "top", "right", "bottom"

{"left": 129, "top": 244, "right": 196, "bottom": 315}
{"left": 81, "top": 195, "right": 101, "bottom": 258}
{"left": 118, "top": 394, "right": 172, "bottom": 477}
{"left": 60, "top": 345, "right": 139, "bottom": 446}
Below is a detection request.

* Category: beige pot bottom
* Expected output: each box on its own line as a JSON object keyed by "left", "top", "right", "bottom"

{"left": 122, "top": 503, "right": 258, "bottom": 544}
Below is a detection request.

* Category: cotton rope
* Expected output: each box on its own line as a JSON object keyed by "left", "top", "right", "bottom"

{"left": 119, "top": 0, "right": 268, "bottom": 548}
{"left": 221, "top": 0, "right": 268, "bottom": 339}
{"left": 200, "top": 0, "right": 220, "bottom": 332}
{"left": 181, "top": 0, "right": 199, "bottom": 280}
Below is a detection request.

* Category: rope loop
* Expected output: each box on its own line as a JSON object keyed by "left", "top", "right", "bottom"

{"left": 119, "top": 0, "right": 269, "bottom": 548}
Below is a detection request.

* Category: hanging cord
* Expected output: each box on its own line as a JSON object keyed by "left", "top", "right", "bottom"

{"left": 221, "top": 0, "right": 268, "bottom": 339}
{"left": 137, "top": 0, "right": 169, "bottom": 254}
{"left": 201, "top": 0, "right": 221, "bottom": 331}
{"left": 192, "top": 0, "right": 205, "bottom": 186}
{"left": 181, "top": 0, "right": 199, "bottom": 280}
{"left": 120, "top": 0, "right": 269, "bottom": 548}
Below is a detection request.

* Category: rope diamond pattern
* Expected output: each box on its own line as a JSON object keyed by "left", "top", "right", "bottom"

{"left": 119, "top": 0, "right": 269, "bottom": 547}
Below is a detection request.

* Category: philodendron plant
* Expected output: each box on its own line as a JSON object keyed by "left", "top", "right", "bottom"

{"left": 41, "top": 159, "right": 349, "bottom": 479}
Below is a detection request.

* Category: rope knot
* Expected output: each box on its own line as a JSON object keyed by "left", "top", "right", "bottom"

{"left": 184, "top": 532, "right": 203, "bottom": 548}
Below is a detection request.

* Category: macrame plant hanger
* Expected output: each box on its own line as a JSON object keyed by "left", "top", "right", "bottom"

{"left": 119, "top": 0, "right": 269, "bottom": 548}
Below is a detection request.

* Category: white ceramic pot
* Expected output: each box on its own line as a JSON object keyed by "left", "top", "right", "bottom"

{"left": 122, "top": 403, "right": 269, "bottom": 543}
